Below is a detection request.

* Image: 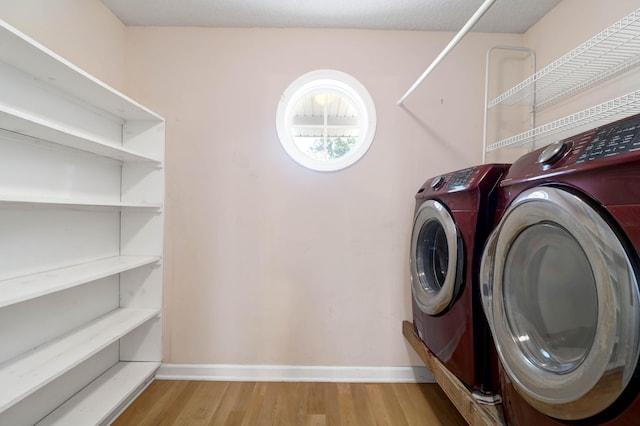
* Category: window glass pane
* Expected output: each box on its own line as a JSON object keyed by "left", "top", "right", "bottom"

{"left": 290, "top": 88, "right": 359, "bottom": 161}
{"left": 503, "top": 223, "right": 598, "bottom": 374}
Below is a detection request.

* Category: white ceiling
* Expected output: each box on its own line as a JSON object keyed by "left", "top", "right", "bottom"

{"left": 100, "top": 0, "right": 561, "bottom": 33}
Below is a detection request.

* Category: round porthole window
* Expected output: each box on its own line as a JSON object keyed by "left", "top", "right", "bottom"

{"left": 276, "top": 70, "right": 377, "bottom": 172}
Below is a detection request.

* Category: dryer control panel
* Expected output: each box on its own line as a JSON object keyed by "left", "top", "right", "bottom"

{"left": 417, "top": 164, "right": 510, "bottom": 199}
{"left": 421, "top": 167, "right": 479, "bottom": 194}
{"left": 444, "top": 168, "right": 476, "bottom": 190}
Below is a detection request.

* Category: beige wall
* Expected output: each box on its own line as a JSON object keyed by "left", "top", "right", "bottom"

{"left": 0, "top": 0, "right": 126, "bottom": 91}
{"left": 124, "top": 27, "right": 522, "bottom": 366}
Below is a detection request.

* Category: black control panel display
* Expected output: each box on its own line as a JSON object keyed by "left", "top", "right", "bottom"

{"left": 444, "top": 168, "right": 475, "bottom": 190}
{"left": 575, "top": 115, "right": 640, "bottom": 164}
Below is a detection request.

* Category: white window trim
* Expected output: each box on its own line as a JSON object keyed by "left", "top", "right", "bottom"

{"left": 276, "top": 70, "right": 377, "bottom": 172}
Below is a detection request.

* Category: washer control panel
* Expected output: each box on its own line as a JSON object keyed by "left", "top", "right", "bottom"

{"left": 573, "top": 115, "right": 640, "bottom": 164}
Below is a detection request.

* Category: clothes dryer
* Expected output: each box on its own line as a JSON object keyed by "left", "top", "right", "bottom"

{"left": 481, "top": 113, "right": 640, "bottom": 424}
{"left": 410, "top": 163, "right": 508, "bottom": 394}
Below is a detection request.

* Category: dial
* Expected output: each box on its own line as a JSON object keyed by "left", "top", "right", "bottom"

{"left": 430, "top": 176, "right": 445, "bottom": 189}
{"left": 538, "top": 140, "right": 569, "bottom": 167}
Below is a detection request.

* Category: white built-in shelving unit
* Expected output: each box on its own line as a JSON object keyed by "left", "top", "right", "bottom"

{"left": 484, "top": 7, "right": 640, "bottom": 157}
{"left": 0, "top": 19, "right": 164, "bottom": 425}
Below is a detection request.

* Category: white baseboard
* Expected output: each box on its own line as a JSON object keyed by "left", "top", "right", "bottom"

{"left": 156, "top": 364, "right": 435, "bottom": 383}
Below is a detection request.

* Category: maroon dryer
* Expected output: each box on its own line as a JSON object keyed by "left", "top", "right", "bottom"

{"left": 410, "top": 163, "right": 509, "bottom": 395}
{"left": 481, "top": 113, "right": 640, "bottom": 424}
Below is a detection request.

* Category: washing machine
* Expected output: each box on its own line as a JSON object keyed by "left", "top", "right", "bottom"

{"left": 410, "top": 163, "right": 509, "bottom": 394}
{"left": 481, "top": 113, "right": 640, "bottom": 424}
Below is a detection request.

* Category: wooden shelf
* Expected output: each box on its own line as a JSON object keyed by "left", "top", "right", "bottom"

{"left": 0, "top": 308, "right": 159, "bottom": 412}
{"left": 0, "top": 256, "right": 160, "bottom": 309}
{"left": 36, "top": 361, "right": 159, "bottom": 426}
{"left": 402, "top": 321, "right": 505, "bottom": 426}
{"left": 0, "top": 195, "right": 162, "bottom": 210}
{"left": 0, "top": 107, "right": 161, "bottom": 163}
{"left": 0, "top": 19, "right": 161, "bottom": 122}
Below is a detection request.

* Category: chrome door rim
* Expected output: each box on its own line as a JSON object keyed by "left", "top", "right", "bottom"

{"left": 410, "top": 199, "right": 460, "bottom": 316}
{"left": 481, "top": 186, "right": 640, "bottom": 420}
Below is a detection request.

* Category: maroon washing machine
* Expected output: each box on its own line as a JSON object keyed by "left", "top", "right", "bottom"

{"left": 410, "top": 163, "right": 509, "bottom": 395}
{"left": 481, "top": 113, "right": 640, "bottom": 424}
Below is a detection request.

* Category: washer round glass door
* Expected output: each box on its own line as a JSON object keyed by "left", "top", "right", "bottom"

{"left": 481, "top": 187, "right": 640, "bottom": 420}
{"left": 410, "top": 199, "right": 462, "bottom": 316}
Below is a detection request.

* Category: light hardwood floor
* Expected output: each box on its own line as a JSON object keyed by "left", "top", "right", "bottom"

{"left": 113, "top": 380, "right": 468, "bottom": 425}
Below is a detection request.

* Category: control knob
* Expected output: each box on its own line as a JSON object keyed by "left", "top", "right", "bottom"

{"left": 538, "top": 140, "right": 569, "bottom": 167}
{"left": 430, "top": 176, "right": 445, "bottom": 190}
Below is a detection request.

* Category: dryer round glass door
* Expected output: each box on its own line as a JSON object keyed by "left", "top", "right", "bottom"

{"left": 410, "top": 199, "right": 463, "bottom": 316}
{"left": 480, "top": 187, "right": 640, "bottom": 421}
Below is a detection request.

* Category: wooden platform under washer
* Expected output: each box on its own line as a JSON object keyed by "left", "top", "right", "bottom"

{"left": 402, "top": 321, "right": 506, "bottom": 426}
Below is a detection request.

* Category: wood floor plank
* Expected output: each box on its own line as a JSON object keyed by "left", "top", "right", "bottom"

{"left": 322, "top": 382, "right": 342, "bottom": 426}
{"left": 306, "top": 382, "right": 326, "bottom": 415}
{"left": 253, "top": 382, "right": 283, "bottom": 426}
{"left": 364, "top": 383, "right": 405, "bottom": 426}
{"left": 240, "top": 382, "right": 268, "bottom": 426}
{"left": 227, "top": 381, "right": 256, "bottom": 425}
{"left": 283, "top": 383, "right": 308, "bottom": 425}
{"left": 157, "top": 381, "right": 200, "bottom": 426}
{"left": 336, "top": 383, "right": 359, "bottom": 426}
{"left": 391, "top": 383, "right": 424, "bottom": 425}
{"left": 173, "top": 381, "right": 229, "bottom": 425}
{"left": 305, "top": 413, "right": 327, "bottom": 426}
{"left": 113, "top": 380, "right": 191, "bottom": 426}
{"left": 221, "top": 382, "right": 256, "bottom": 425}
{"left": 379, "top": 383, "right": 412, "bottom": 426}
{"left": 274, "top": 382, "right": 305, "bottom": 425}
{"left": 348, "top": 383, "right": 378, "bottom": 426}
{"left": 207, "top": 382, "right": 254, "bottom": 425}
{"left": 115, "top": 380, "right": 468, "bottom": 426}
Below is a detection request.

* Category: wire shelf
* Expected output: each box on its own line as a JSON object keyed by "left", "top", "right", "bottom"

{"left": 486, "top": 90, "right": 640, "bottom": 151}
{"left": 488, "top": 8, "right": 640, "bottom": 110}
